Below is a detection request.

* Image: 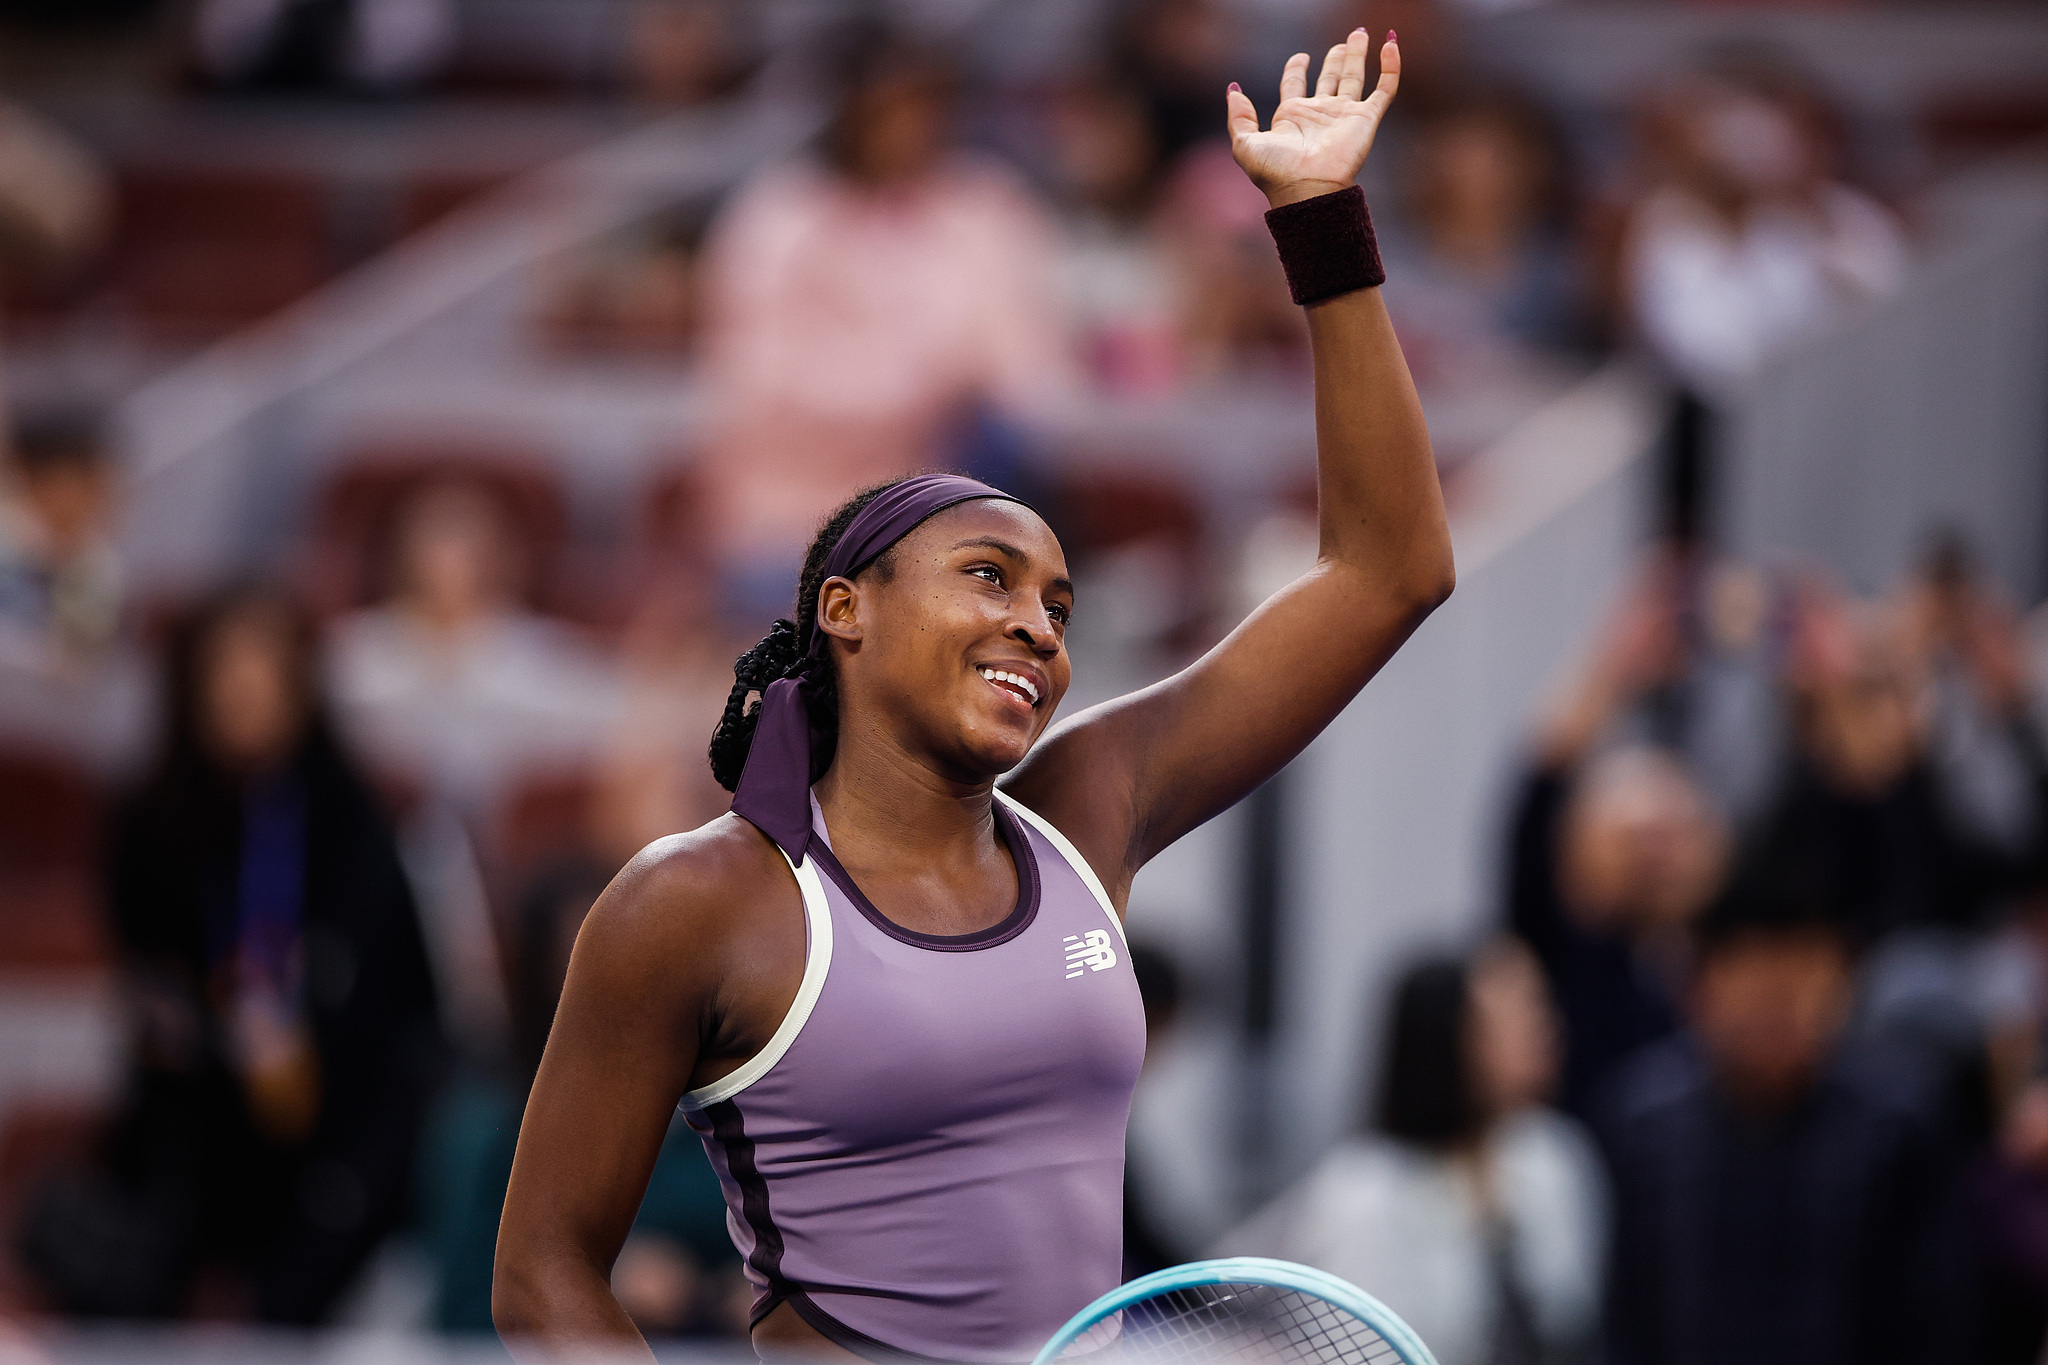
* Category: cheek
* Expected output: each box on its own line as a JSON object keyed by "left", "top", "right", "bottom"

{"left": 879, "top": 589, "right": 978, "bottom": 656}
{"left": 1046, "top": 654, "right": 1074, "bottom": 705}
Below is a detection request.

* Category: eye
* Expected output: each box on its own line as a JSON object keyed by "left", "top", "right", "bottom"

{"left": 967, "top": 563, "right": 1003, "bottom": 586}
{"left": 1048, "top": 602, "right": 1072, "bottom": 626}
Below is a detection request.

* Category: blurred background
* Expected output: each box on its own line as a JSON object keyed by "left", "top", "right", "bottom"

{"left": 0, "top": 0, "right": 2044, "bottom": 1360}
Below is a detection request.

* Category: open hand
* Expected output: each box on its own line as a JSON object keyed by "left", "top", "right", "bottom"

{"left": 1227, "top": 29, "right": 1400, "bottom": 209}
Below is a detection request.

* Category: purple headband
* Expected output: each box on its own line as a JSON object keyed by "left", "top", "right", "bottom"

{"left": 730, "top": 474, "right": 1025, "bottom": 862}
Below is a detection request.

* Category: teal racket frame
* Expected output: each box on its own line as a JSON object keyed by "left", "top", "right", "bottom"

{"left": 1032, "top": 1257, "right": 1443, "bottom": 1365}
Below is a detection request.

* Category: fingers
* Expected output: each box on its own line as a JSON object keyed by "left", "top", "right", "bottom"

{"left": 1337, "top": 27, "right": 1369, "bottom": 102}
{"left": 1363, "top": 31, "right": 1401, "bottom": 115}
{"left": 1224, "top": 81, "right": 1259, "bottom": 147}
{"left": 1278, "top": 51, "right": 1309, "bottom": 104}
{"left": 1313, "top": 42, "right": 1346, "bottom": 98}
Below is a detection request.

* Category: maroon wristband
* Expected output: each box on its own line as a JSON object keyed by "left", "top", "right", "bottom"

{"left": 1263, "top": 184, "right": 1385, "bottom": 307}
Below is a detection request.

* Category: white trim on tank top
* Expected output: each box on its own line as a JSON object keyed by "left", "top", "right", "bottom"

{"left": 676, "top": 793, "right": 1117, "bottom": 1110}
{"left": 678, "top": 850, "right": 835, "bottom": 1112}
{"left": 994, "top": 789, "right": 1126, "bottom": 946}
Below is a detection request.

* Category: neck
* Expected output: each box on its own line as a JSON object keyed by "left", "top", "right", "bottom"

{"left": 812, "top": 722, "right": 998, "bottom": 868}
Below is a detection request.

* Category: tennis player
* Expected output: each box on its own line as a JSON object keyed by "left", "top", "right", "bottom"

{"left": 495, "top": 29, "right": 1448, "bottom": 1364}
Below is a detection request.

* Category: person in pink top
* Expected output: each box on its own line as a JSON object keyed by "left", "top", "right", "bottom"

{"left": 496, "top": 29, "right": 1450, "bottom": 1364}
{"left": 696, "top": 37, "right": 1074, "bottom": 600}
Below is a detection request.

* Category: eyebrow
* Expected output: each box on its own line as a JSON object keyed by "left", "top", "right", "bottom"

{"left": 950, "top": 536, "right": 1075, "bottom": 600}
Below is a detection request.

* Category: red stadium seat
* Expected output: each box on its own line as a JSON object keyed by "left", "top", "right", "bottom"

{"left": 105, "top": 168, "right": 332, "bottom": 336}
{"left": 0, "top": 749, "right": 108, "bottom": 973}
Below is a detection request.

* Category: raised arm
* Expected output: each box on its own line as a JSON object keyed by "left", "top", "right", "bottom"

{"left": 1008, "top": 30, "right": 1452, "bottom": 890}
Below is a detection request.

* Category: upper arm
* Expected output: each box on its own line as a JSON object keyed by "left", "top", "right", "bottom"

{"left": 1011, "top": 284, "right": 1450, "bottom": 892}
{"left": 1007, "top": 560, "right": 1444, "bottom": 891}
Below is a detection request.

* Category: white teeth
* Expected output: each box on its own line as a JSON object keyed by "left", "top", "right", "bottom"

{"left": 978, "top": 667, "right": 1039, "bottom": 705}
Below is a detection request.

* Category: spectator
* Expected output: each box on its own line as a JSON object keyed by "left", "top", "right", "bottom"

{"left": 1156, "top": 143, "right": 1307, "bottom": 381}
{"left": 1602, "top": 874, "right": 1973, "bottom": 1365}
{"left": 1108, "top": 0, "right": 1239, "bottom": 164}
{"left": 0, "top": 408, "right": 150, "bottom": 772}
{"left": 585, "top": 580, "right": 735, "bottom": 868}
{"left": 1319, "top": 0, "right": 1473, "bottom": 121}
{"left": 1751, "top": 563, "right": 2048, "bottom": 1159}
{"left": 1044, "top": 73, "right": 1180, "bottom": 396}
{"left": 623, "top": 0, "right": 753, "bottom": 107}
{"left": 1370, "top": 87, "right": 1590, "bottom": 457}
{"left": 1752, "top": 576, "right": 2048, "bottom": 947}
{"left": 0, "top": 97, "right": 109, "bottom": 289}
{"left": 1976, "top": 855, "right": 2048, "bottom": 1357}
{"left": 327, "top": 476, "right": 618, "bottom": 815}
{"left": 1622, "top": 52, "right": 1907, "bottom": 395}
{"left": 1976, "top": 1068, "right": 2048, "bottom": 1365}
{"left": 1936, "top": 577, "right": 2048, "bottom": 1365}
{"left": 534, "top": 207, "right": 708, "bottom": 358}
{"left": 1218, "top": 940, "right": 1608, "bottom": 1365}
{"left": 0, "top": 409, "right": 121, "bottom": 675}
{"left": 22, "top": 583, "right": 443, "bottom": 1323}
{"left": 0, "top": 103, "right": 110, "bottom": 676}
{"left": 1506, "top": 570, "right": 1732, "bottom": 1121}
{"left": 1388, "top": 89, "right": 1586, "bottom": 360}
{"left": 693, "top": 33, "right": 1072, "bottom": 608}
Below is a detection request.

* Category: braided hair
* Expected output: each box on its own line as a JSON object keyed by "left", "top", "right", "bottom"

{"left": 709, "top": 478, "right": 913, "bottom": 793}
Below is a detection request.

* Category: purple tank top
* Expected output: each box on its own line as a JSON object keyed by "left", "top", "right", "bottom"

{"left": 681, "top": 790, "right": 1146, "bottom": 1363}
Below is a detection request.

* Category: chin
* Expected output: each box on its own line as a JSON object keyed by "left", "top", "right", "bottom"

{"left": 971, "top": 739, "right": 1035, "bottom": 776}
{"left": 952, "top": 726, "right": 1037, "bottom": 778}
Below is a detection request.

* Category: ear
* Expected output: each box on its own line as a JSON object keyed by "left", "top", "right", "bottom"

{"left": 815, "top": 575, "right": 865, "bottom": 644}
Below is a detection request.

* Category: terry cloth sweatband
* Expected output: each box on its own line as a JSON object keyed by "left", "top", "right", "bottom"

{"left": 1264, "top": 184, "right": 1386, "bottom": 307}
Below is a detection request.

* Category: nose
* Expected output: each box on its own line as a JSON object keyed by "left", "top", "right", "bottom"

{"left": 1009, "top": 598, "right": 1061, "bottom": 658}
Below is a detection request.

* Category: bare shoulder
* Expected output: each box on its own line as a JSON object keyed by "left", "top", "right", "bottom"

{"left": 572, "top": 812, "right": 797, "bottom": 984}
{"left": 1002, "top": 699, "right": 1147, "bottom": 907}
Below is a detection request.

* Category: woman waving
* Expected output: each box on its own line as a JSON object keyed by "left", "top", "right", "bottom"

{"left": 495, "top": 29, "right": 1448, "bottom": 1363}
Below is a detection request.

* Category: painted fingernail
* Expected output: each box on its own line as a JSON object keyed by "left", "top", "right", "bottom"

{"left": 1353, "top": 26, "right": 1366, "bottom": 35}
{"left": 1228, "top": 81, "right": 1241, "bottom": 93}
{"left": 1388, "top": 29, "right": 1399, "bottom": 41}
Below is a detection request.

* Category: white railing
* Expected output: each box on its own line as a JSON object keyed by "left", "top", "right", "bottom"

{"left": 114, "top": 98, "right": 814, "bottom": 590}
{"left": 1721, "top": 156, "right": 2048, "bottom": 601}
{"left": 1270, "top": 364, "right": 1660, "bottom": 1177}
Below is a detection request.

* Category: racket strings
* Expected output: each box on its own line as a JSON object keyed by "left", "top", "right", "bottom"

{"left": 1053, "top": 1283, "right": 1406, "bottom": 1365}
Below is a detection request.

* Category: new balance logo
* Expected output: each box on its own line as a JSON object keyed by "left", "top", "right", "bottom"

{"left": 1063, "top": 929, "right": 1117, "bottom": 979}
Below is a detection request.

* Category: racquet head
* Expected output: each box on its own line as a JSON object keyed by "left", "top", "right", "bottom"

{"left": 1033, "top": 1258, "right": 1441, "bottom": 1365}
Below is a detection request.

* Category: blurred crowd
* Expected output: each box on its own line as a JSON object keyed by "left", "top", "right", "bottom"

{"left": 1210, "top": 539, "right": 2048, "bottom": 1365}
{"left": 0, "top": 0, "right": 2037, "bottom": 1356}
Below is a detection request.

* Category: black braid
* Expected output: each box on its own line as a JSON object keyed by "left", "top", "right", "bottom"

{"left": 709, "top": 478, "right": 914, "bottom": 792}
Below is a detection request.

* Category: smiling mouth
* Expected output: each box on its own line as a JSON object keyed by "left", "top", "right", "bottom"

{"left": 977, "top": 667, "right": 1041, "bottom": 708}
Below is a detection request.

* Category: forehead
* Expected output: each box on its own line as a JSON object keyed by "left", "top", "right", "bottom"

{"left": 897, "top": 499, "right": 1066, "bottom": 572}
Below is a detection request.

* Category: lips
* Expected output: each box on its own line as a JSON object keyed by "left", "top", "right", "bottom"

{"left": 977, "top": 666, "right": 1042, "bottom": 708}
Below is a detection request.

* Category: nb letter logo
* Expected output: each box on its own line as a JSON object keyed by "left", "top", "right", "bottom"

{"left": 1063, "top": 929, "right": 1117, "bottom": 979}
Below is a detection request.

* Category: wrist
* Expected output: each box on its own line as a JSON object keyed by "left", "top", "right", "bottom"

{"left": 1263, "top": 184, "right": 1385, "bottom": 306}
{"left": 1264, "top": 178, "right": 1354, "bottom": 210}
